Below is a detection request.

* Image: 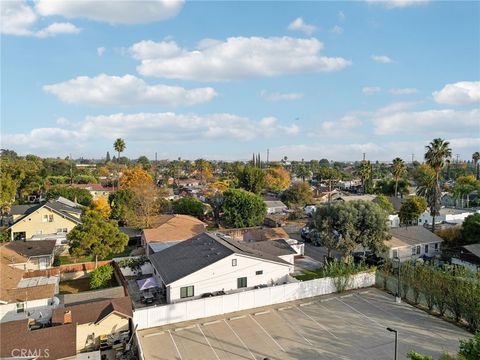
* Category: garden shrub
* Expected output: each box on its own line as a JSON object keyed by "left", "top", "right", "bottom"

{"left": 90, "top": 265, "right": 114, "bottom": 289}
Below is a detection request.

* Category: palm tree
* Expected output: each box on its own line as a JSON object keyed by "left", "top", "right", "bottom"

{"left": 392, "top": 157, "right": 406, "bottom": 198}
{"left": 424, "top": 138, "right": 452, "bottom": 231}
{"left": 113, "top": 138, "right": 126, "bottom": 162}
{"left": 357, "top": 160, "right": 372, "bottom": 194}
{"left": 295, "top": 164, "right": 311, "bottom": 182}
{"left": 473, "top": 151, "right": 480, "bottom": 180}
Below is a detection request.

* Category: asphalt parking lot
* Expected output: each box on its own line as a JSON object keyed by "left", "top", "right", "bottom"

{"left": 137, "top": 288, "right": 471, "bottom": 360}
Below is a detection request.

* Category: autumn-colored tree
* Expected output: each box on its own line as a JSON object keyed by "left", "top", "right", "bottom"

{"left": 120, "top": 166, "right": 153, "bottom": 189}
{"left": 90, "top": 197, "right": 112, "bottom": 219}
{"left": 194, "top": 159, "right": 213, "bottom": 184}
{"left": 265, "top": 167, "right": 290, "bottom": 192}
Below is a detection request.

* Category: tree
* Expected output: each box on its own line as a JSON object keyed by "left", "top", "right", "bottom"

{"left": 105, "top": 151, "right": 111, "bottom": 162}
{"left": 0, "top": 172, "right": 17, "bottom": 214}
{"left": 109, "top": 189, "right": 135, "bottom": 224}
{"left": 415, "top": 164, "right": 438, "bottom": 227}
{"left": 67, "top": 211, "right": 128, "bottom": 266}
{"left": 90, "top": 265, "right": 114, "bottom": 289}
{"left": 280, "top": 181, "right": 313, "bottom": 208}
{"left": 310, "top": 201, "right": 389, "bottom": 259}
{"left": 399, "top": 196, "right": 427, "bottom": 225}
{"left": 424, "top": 138, "right": 452, "bottom": 231}
{"left": 119, "top": 166, "right": 153, "bottom": 190}
{"left": 473, "top": 151, "right": 480, "bottom": 180}
{"left": 137, "top": 155, "right": 151, "bottom": 170}
{"left": 357, "top": 160, "right": 373, "bottom": 194}
{"left": 129, "top": 181, "right": 162, "bottom": 228}
{"left": 294, "top": 163, "right": 311, "bottom": 182}
{"left": 173, "top": 197, "right": 205, "bottom": 218}
{"left": 46, "top": 186, "right": 93, "bottom": 206}
{"left": 462, "top": 213, "right": 480, "bottom": 245}
{"left": 375, "top": 194, "right": 394, "bottom": 214}
{"left": 90, "top": 197, "right": 112, "bottom": 219}
{"left": 452, "top": 175, "right": 478, "bottom": 208}
{"left": 265, "top": 166, "right": 290, "bottom": 192}
{"left": 113, "top": 138, "right": 126, "bottom": 162}
{"left": 236, "top": 165, "right": 265, "bottom": 194}
{"left": 375, "top": 179, "right": 409, "bottom": 197}
{"left": 222, "top": 189, "right": 266, "bottom": 228}
{"left": 392, "top": 157, "right": 407, "bottom": 198}
{"left": 194, "top": 159, "right": 213, "bottom": 184}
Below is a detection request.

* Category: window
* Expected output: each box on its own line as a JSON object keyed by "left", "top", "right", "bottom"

{"left": 411, "top": 247, "right": 416, "bottom": 255}
{"left": 392, "top": 250, "right": 398, "bottom": 259}
{"left": 416, "top": 245, "right": 421, "bottom": 255}
{"left": 232, "top": 259, "right": 237, "bottom": 267}
{"left": 256, "top": 270, "right": 263, "bottom": 275}
{"left": 237, "top": 277, "right": 247, "bottom": 288}
{"left": 63, "top": 228, "right": 68, "bottom": 233}
{"left": 42, "top": 215, "right": 48, "bottom": 223}
{"left": 434, "top": 243, "right": 439, "bottom": 252}
{"left": 425, "top": 244, "right": 429, "bottom": 254}
{"left": 16, "top": 303, "right": 25, "bottom": 313}
{"left": 180, "top": 286, "right": 194, "bottom": 298}
{"left": 48, "top": 214, "right": 54, "bottom": 222}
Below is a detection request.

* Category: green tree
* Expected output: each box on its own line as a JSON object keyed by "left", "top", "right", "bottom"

{"left": 294, "top": 163, "right": 311, "bottom": 182}
{"left": 89, "top": 264, "right": 114, "bottom": 289}
{"left": 236, "top": 165, "right": 265, "bottom": 194}
{"left": 399, "top": 196, "right": 428, "bottom": 225}
{"left": 222, "top": 189, "right": 266, "bottom": 228}
{"left": 424, "top": 138, "right": 452, "bottom": 232}
{"left": 357, "top": 160, "right": 373, "bottom": 194}
{"left": 392, "top": 157, "right": 407, "bottom": 198}
{"left": 310, "top": 201, "right": 389, "bottom": 259}
{"left": 173, "top": 197, "right": 205, "bottom": 218}
{"left": 375, "top": 194, "right": 394, "bottom": 214}
{"left": 108, "top": 189, "right": 135, "bottom": 225}
{"left": 113, "top": 138, "right": 126, "bottom": 162}
{"left": 46, "top": 186, "right": 93, "bottom": 206}
{"left": 452, "top": 175, "right": 478, "bottom": 208}
{"left": 280, "top": 181, "right": 313, "bottom": 208}
{"left": 137, "top": 155, "right": 151, "bottom": 170}
{"left": 0, "top": 172, "right": 17, "bottom": 214}
{"left": 67, "top": 211, "right": 128, "bottom": 265}
{"left": 461, "top": 213, "right": 480, "bottom": 245}
{"left": 459, "top": 331, "right": 480, "bottom": 359}
{"left": 472, "top": 151, "right": 480, "bottom": 180}
{"left": 264, "top": 166, "right": 290, "bottom": 192}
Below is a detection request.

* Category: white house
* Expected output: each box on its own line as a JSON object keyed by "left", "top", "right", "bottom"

{"left": 388, "top": 214, "right": 400, "bottom": 228}
{"left": 452, "top": 244, "right": 480, "bottom": 273}
{"left": 384, "top": 226, "right": 443, "bottom": 262}
{"left": 418, "top": 208, "right": 478, "bottom": 226}
{"left": 264, "top": 201, "right": 288, "bottom": 215}
{"left": 149, "top": 232, "right": 295, "bottom": 303}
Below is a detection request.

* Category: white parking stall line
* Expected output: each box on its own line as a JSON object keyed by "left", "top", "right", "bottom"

{"left": 336, "top": 297, "right": 385, "bottom": 329}
{"left": 168, "top": 330, "right": 183, "bottom": 360}
{"left": 275, "top": 310, "right": 314, "bottom": 346}
{"left": 295, "top": 306, "right": 339, "bottom": 339}
{"left": 248, "top": 314, "right": 286, "bottom": 352}
{"left": 223, "top": 319, "right": 256, "bottom": 360}
{"left": 197, "top": 324, "right": 221, "bottom": 360}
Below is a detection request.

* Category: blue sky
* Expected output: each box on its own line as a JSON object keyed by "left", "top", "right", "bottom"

{"left": 1, "top": 0, "right": 479, "bottom": 161}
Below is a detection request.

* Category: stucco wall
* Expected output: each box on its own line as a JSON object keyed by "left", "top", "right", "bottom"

{"left": 76, "top": 314, "right": 129, "bottom": 352}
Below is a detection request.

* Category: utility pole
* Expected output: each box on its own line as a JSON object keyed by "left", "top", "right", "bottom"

{"left": 456, "top": 154, "right": 460, "bottom": 164}
{"left": 266, "top": 149, "right": 269, "bottom": 166}
{"left": 363, "top": 153, "right": 366, "bottom": 161}
{"left": 411, "top": 154, "right": 415, "bottom": 164}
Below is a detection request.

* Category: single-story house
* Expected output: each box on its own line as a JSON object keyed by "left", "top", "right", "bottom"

{"left": 419, "top": 208, "right": 479, "bottom": 226}
{"left": 8, "top": 197, "right": 82, "bottom": 241}
{"left": 150, "top": 232, "right": 295, "bottom": 303}
{"left": 52, "top": 297, "right": 133, "bottom": 353}
{"left": 384, "top": 226, "right": 443, "bottom": 262}
{"left": 141, "top": 214, "right": 207, "bottom": 255}
{"left": 242, "top": 227, "right": 305, "bottom": 256}
{"left": 451, "top": 244, "right": 480, "bottom": 273}
{"left": 2, "top": 240, "right": 57, "bottom": 271}
{"left": 388, "top": 214, "right": 400, "bottom": 228}
{"left": 264, "top": 200, "right": 288, "bottom": 215}
{"left": 72, "top": 183, "right": 113, "bottom": 200}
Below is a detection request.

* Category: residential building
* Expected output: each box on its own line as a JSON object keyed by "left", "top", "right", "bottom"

{"left": 418, "top": 208, "right": 478, "bottom": 226}
{"left": 264, "top": 200, "right": 288, "bottom": 215}
{"left": 8, "top": 197, "right": 82, "bottom": 241}
{"left": 150, "top": 232, "right": 295, "bottom": 303}
{"left": 72, "top": 183, "right": 113, "bottom": 199}
{"left": 141, "top": 214, "right": 207, "bottom": 255}
{"left": 242, "top": 227, "right": 305, "bottom": 256}
{"left": 2, "top": 240, "right": 56, "bottom": 270}
{"left": 384, "top": 226, "right": 443, "bottom": 262}
{"left": 52, "top": 297, "right": 132, "bottom": 353}
{"left": 451, "top": 244, "right": 480, "bottom": 273}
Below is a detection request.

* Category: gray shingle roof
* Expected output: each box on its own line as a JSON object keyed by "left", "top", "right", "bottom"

{"left": 243, "top": 239, "right": 296, "bottom": 257}
{"left": 9, "top": 198, "right": 82, "bottom": 227}
{"left": 389, "top": 226, "right": 443, "bottom": 246}
{"left": 463, "top": 243, "right": 480, "bottom": 258}
{"left": 150, "top": 232, "right": 291, "bottom": 285}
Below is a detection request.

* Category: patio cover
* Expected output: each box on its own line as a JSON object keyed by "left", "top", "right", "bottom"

{"left": 136, "top": 276, "right": 158, "bottom": 291}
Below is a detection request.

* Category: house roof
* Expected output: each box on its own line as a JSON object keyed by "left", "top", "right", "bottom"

{"left": 243, "top": 227, "right": 290, "bottom": 242}
{"left": 142, "top": 214, "right": 206, "bottom": 243}
{"left": 243, "top": 239, "right": 297, "bottom": 257}
{"left": 385, "top": 226, "right": 444, "bottom": 249}
{"left": 52, "top": 297, "right": 133, "bottom": 325}
{"left": 374, "top": 196, "right": 405, "bottom": 213}
{"left": 264, "top": 201, "right": 287, "bottom": 208}
{"left": 72, "top": 183, "right": 113, "bottom": 192}
{"left": 0, "top": 319, "right": 76, "bottom": 360}
{"left": 439, "top": 208, "right": 476, "bottom": 216}
{"left": 5, "top": 240, "right": 56, "bottom": 258}
{"left": 462, "top": 244, "right": 480, "bottom": 258}
{"left": 150, "top": 232, "right": 291, "bottom": 285}
{"left": 9, "top": 204, "right": 39, "bottom": 216}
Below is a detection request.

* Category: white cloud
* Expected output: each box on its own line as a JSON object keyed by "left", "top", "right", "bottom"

{"left": 432, "top": 81, "right": 480, "bottom": 105}
{"left": 97, "top": 47, "right": 106, "bottom": 56}
{"left": 260, "top": 90, "right": 304, "bottom": 102}
{"left": 389, "top": 87, "right": 418, "bottom": 95}
{"left": 330, "top": 25, "right": 343, "bottom": 34}
{"left": 43, "top": 74, "right": 217, "bottom": 106}
{"left": 314, "top": 115, "right": 364, "bottom": 138}
{"left": 367, "top": 0, "right": 430, "bottom": 8}
{"left": 131, "top": 37, "right": 351, "bottom": 81}
{"left": 362, "top": 86, "right": 382, "bottom": 95}
{"left": 35, "top": 0, "right": 184, "bottom": 25}
{"left": 1, "top": 112, "right": 300, "bottom": 153}
{"left": 371, "top": 54, "right": 394, "bottom": 64}
{"left": 35, "top": 22, "right": 81, "bottom": 38}
{"left": 287, "top": 17, "right": 316, "bottom": 35}
{"left": 338, "top": 11, "right": 346, "bottom": 21}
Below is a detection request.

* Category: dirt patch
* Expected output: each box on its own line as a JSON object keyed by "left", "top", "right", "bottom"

{"left": 59, "top": 277, "right": 91, "bottom": 294}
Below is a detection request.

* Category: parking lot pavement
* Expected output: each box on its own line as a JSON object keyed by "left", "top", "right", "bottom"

{"left": 137, "top": 288, "right": 472, "bottom": 360}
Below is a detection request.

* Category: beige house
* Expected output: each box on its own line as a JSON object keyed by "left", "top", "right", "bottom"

{"left": 52, "top": 297, "right": 133, "bottom": 353}
{"left": 8, "top": 197, "right": 82, "bottom": 241}
{"left": 72, "top": 183, "right": 113, "bottom": 200}
{"left": 1, "top": 240, "right": 56, "bottom": 270}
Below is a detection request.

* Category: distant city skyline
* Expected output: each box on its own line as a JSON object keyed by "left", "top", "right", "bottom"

{"left": 1, "top": 0, "right": 479, "bottom": 161}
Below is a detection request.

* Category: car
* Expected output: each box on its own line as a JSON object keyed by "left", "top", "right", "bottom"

{"left": 201, "top": 292, "right": 214, "bottom": 298}
{"left": 301, "top": 227, "right": 311, "bottom": 241}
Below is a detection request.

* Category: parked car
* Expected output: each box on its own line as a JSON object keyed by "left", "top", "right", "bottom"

{"left": 301, "top": 227, "right": 311, "bottom": 241}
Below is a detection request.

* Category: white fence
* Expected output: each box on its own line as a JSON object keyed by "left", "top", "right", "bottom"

{"left": 113, "top": 256, "right": 154, "bottom": 277}
{"left": 133, "top": 271, "right": 375, "bottom": 330}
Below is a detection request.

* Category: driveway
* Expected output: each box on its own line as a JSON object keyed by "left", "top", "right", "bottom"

{"left": 304, "top": 243, "right": 342, "bottom": 263}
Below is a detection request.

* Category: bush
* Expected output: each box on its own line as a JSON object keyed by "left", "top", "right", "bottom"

{"left": 89, "top": 265, "right": 114, "bottom": 289}
{"left": 172, "top": 197, "right": 205, "bottom": 218}
{"left": 459, "top": 332, "right": 480, "bottom": 359}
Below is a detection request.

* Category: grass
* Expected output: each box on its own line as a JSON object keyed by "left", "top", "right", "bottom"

{"left": 59, "top": 278, "right": 91, "bottom": 294}
{"left": 294, "top": 261, "right": 374, "bottom": 281}
{"left": 59, "top": 246, "right": 136, "bottom": 265}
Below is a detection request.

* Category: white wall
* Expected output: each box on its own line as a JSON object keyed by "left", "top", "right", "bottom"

{"left": 419, "top": 210, "right": 477, "bottom": 225}
{"left": 451, "top": 257, "right": 479, "bottom": 273}
{"left": 114, "top": 256, "right": 153, "bottom": 277}
{"left": 164, "top": 254, "right": 293, "bottom": 303}
{"left": 0, "top": 298, "right": 53, "bottom": 323}
{"left": 388, "top": 215, "right": 400, "bottom": 228}
{"left": 133, "top": 271, "right": 375, "bottom": 330}
{"left": 386, "top": 241, "right": 441, "bottom": 261}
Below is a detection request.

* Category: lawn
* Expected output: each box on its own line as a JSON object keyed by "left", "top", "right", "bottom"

{"left": 59, "top": 278, "right": 91, "bottom": 294}
{"left": 294, "top": 268, "right": 324, "bottom": 281}
{"left": 59, "top": 246, "right": 136, "bottom": 265}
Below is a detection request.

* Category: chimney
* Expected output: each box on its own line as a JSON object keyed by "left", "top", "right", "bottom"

{"left": 63, "top": 310, "right": 72, "bottom": 324}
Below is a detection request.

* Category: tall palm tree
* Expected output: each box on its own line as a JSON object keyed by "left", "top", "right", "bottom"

{"left": 424, "top": 138, "right": 452, "bottom": 231}
{"left": 113, "top": 138, "right": 126, "bottom": 162}
{"left": 392, "top": 157, "right": 406, "bottom": 198}
{"left": 473, "top": 151, "right": 480, "bottom": 180}
{"left": 357, "top": 160, "right": 372, "bottom": 194}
